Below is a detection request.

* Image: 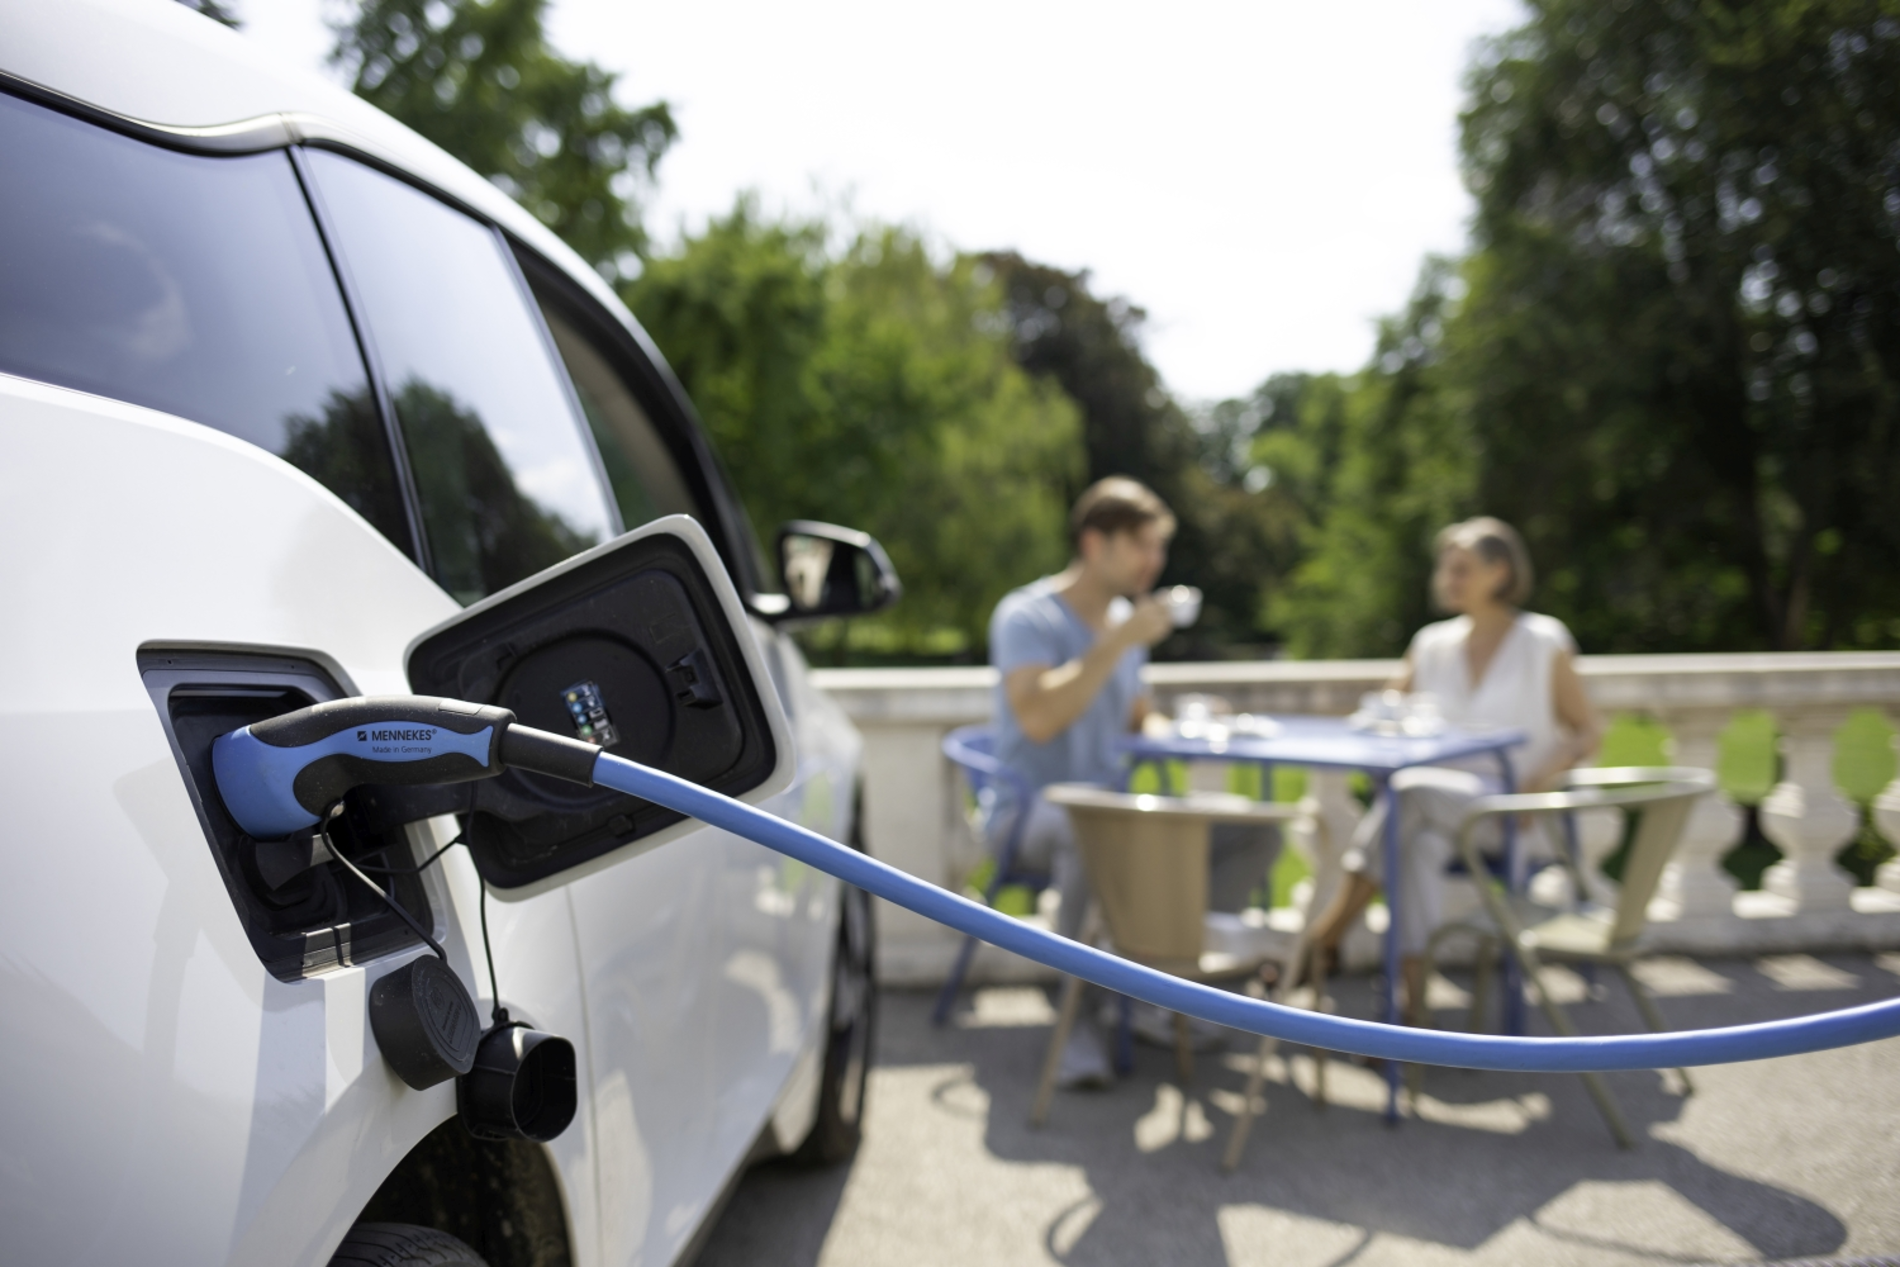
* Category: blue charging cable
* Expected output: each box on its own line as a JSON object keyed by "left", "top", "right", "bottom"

{"left": 210, "top": 699, "right": 1900, "bottom": 1074}
{"left": 588, "top": 750, "right": 1900, "bottom": 1073}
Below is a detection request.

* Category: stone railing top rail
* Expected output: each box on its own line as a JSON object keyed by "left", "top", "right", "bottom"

{"left": 811, "top": 651, "right": 1900, "bottom": 723}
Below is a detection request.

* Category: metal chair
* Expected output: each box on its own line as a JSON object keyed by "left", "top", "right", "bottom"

{"left": 1029, "top": 783, "right": 1306, "bottom": 1171}
{"left": 1416, "top": 767, "right": 1716, "bottom": 1148}
{"left": 933, "top": 724, "right": 1047, "bottom": 1025}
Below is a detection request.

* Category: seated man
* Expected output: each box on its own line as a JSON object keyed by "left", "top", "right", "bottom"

{"left": 988, "top": 477, "right": 1278, "bottom": 1083}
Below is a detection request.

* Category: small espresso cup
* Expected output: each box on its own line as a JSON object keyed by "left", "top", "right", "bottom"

{"left": 1162, "top": 585, "right": 1202, "bottom": 628}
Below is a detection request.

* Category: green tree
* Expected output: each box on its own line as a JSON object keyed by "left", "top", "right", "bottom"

{"left": 1255, "top": 262, "right": 1477, "bottom": 658}
{"left": 628, "top": 204, "right": 1083, "bottom": 658}
{"left": 819, "top": 232, "right": 1085, "bottom": 649}
{"left": 624, "top": 203, "right": 831, "bottom": 529}
{"left": 1258, "top": 1, "right": 1900, "bottom": 658}
{"left": 982, "top": 254, "right": 1198, "bottom": 498}
{"left": 981, "top": 253, "right": 1284, "bottom": 657}
{"left": 1455, "top": 0, "right": 1900, "bottom": 651}
{"left": 331, "top": 0, "right": 675, "bottom": 277}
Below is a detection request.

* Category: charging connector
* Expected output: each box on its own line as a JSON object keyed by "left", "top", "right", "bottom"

{"left": 212, "top": 696, "right": 592, "bottom": 839}
{"left": 208, "top": 697, "right": 592, "bottom": 1124}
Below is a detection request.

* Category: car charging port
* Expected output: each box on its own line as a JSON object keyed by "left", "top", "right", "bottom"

{"left": 139, "top": 648, "right": 442, "bottom": 981}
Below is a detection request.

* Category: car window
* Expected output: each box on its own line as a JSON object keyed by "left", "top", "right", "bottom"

{"left": 0, "top": 92, "right": 411, "bottom": 552}
{"left": 523, "top": 268, "right": 780, "bottom": 598}
{"left": 301, "top": 150, "right": 617, "bottom": 604}
{"left": 536, "top": 303, "right": 699, "bottom": 530}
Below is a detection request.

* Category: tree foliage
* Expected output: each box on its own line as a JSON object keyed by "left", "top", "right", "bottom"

{"left": 1260, "top": 266, "right": 1479, "bottom": 658}
{"left": 1262, "top": 0, "right": 1900, "bottom": 656}
{"left": 628, "top": 206, "right": 1084, "bottom": 658}
{"left": 981, "top": 254, "right": 1286, "bottom": 657}
{"left": 1461, "top": 0, "right": 1900, "bottom": 651}
{"left": 329, "top": 0, "right": 1900, "bottom": 660}
{"left": 331, "top": 0, "right": 675, "bottom": 276}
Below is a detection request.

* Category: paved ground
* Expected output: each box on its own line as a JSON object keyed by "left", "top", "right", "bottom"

{"left": 695, "top": 953, "right": 1900, "bottom": 1267}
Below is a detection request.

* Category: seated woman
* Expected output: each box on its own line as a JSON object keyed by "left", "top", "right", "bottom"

{"left": 1305, "top": 516, "right": 1602, "bottom": 1020}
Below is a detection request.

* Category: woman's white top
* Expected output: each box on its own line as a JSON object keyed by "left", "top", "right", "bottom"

{"left": 1409, "top": 611, "right": 1577, "bottom": 784}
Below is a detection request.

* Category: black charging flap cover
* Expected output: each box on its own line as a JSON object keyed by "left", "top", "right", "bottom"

{"left": 405, "top": 515, "right": 794, "bottom": 897}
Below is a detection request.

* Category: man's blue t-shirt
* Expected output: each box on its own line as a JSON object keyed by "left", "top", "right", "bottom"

{"left": 989, "top": 577, "right": 1147, "bottom": 803}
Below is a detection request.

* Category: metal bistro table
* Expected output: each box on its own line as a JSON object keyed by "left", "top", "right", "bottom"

{"left": 1120, "top": 716, "right": 1527, "bottom": 1123}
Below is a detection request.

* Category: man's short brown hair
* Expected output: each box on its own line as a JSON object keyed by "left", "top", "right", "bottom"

{"left": 1070, "top": 477, "right": 1175, "bottom": 550}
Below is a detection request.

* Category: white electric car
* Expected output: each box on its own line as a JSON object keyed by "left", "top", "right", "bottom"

{"left": 0, "top": 3, "right": 890, "bottom": 1264}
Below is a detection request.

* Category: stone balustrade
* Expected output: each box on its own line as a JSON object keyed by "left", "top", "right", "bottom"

{"left": 811, "top": 653, "right": 1900, "bottom": 984}
{"left": 1880, "top": 769, "right": 1900, "bottom": 893}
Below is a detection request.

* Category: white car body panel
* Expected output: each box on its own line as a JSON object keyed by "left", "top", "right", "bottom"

{"left": 0, "top": 5, "right": 868, "bottom": 1264}
{"left": 0, "top": 377, "right": 483, "bottom": 1265}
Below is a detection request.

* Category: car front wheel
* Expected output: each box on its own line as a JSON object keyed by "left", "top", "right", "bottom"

{"left": 795, "top": 853, "right": 876, "bottom": 1165}
{"left": 328, "top": 1223, "right": 488, "bottom": 1266}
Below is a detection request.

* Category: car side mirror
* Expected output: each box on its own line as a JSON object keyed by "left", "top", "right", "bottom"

{"left": 771, "top": 521, "right": 901, "bottom": 623}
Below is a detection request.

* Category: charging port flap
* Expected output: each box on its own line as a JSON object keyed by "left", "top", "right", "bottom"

{"left": 405, "top": 515, "right": 793, "bottom": 895}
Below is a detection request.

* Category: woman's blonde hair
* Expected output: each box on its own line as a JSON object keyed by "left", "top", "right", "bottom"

{"left": 1435, "top": 516, "right": 1534, "bottom": 606}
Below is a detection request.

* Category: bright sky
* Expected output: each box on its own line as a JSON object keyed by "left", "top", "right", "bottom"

{"left": 241, "top": 0, "right": 1525, "bottom": 402}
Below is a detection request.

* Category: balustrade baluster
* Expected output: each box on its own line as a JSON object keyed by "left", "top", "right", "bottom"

{"left": 809, "top": 655, "right": 1900, "bottom": 984}
{"left": 1874, "top": 733, "right": 1900, "bottom": 894}
{"left": 1657, "top": 709, "right": 1744, "bottom": 919}
{"left": 1760, "top": 708, "right": 1861, "bottom": 911}
{"left": 1572, "top": 804, "right": 1625, "bottom": 907}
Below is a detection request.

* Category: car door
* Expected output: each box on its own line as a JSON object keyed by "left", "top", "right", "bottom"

{"left": 518, "top": 273, "right": 845, "bottom": 1259}
{"left": 708, "top": 621, "right": 859, "bottom": 1153}
{"left": 0, "top": 72, "right": 830, "bottom": 1264}
{"left": 0, "top": 89, "right": 515, "bottom": 1265}
{"left": 298, "top": 147, "right": 797, "bottom": 1263}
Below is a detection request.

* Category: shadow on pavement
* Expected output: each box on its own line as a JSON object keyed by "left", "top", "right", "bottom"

{"left": 695, "top": 953, "right": 1899, "bottom": 1266}
{"left": 691, "top": 1151, "right": 855, "bottom": 1267}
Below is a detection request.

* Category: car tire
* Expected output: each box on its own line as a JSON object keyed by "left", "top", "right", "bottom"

{"left": 328, "top": 1223, "right": 489, "bottom": 1266}
{"left": 794, "top": 834, "right": 877, "bottom": 1165}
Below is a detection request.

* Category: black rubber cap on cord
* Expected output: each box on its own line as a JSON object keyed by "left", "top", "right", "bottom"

{"left": 499, "top": 725, "right": 600, "bottom": 785}
{"left": 369, "top": 955, "right": 480, "bottom": 1089}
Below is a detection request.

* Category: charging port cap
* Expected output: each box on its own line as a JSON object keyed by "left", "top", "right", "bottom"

{"left": 405, "top": 515, "right": 794, "bottom": 898}
{"left": 368, "top": 955, "right": 481, "bottom": 1089}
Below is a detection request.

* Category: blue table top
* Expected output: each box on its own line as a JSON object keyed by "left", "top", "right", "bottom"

{"left": 1121, "top": 715, "right": 1527, "bottom": 776}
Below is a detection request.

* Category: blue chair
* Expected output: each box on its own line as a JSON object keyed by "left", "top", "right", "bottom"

{"left": 933, "top": 725, "right": 1048, "bottom": 1025}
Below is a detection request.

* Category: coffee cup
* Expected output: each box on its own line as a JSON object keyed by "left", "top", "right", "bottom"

{"left": 1163, "top": 585, "right": 1202, "bottom": 628}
